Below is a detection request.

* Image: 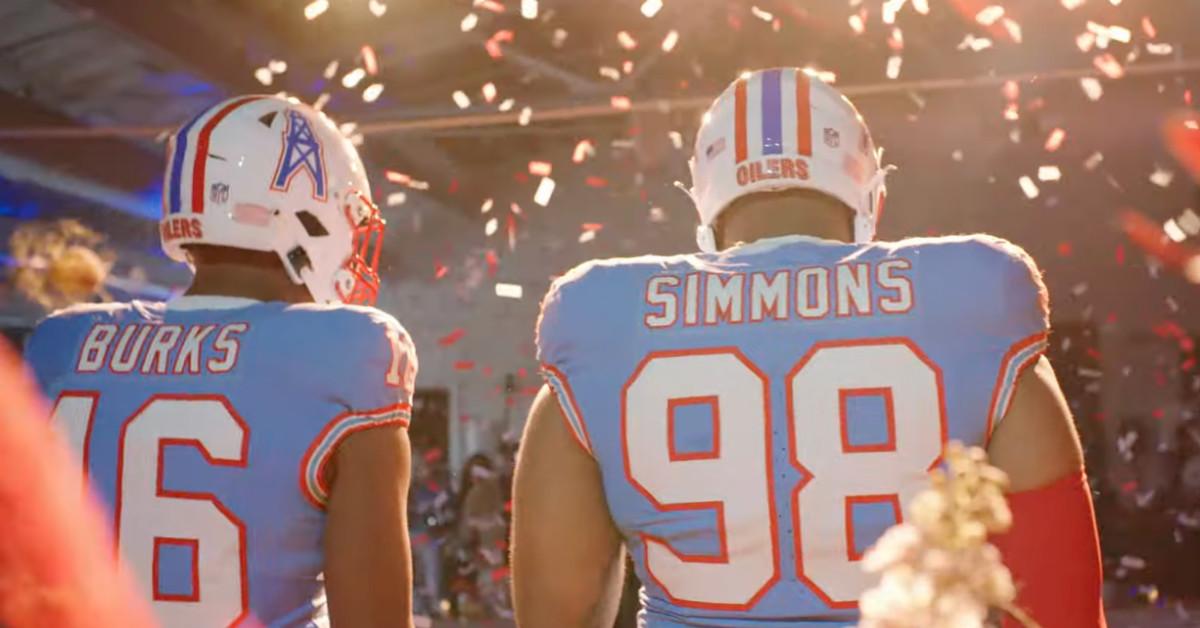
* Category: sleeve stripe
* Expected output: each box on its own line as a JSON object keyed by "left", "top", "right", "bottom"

{"left": 541, "top": 363, "right": 593, "bottom": 456}
{"left": 986, "top": 333, "right": 1049, "bottom": 441}
{"left": 300, "top": 403, "right": 412, "bottom": 509}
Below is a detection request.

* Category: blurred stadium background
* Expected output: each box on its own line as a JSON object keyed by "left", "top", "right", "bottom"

{"left": 1, "top": 0, "right": 1199, "bottom": 624}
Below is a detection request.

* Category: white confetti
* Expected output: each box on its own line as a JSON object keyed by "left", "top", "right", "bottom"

{"left": 1165, "top": 218, "right": 1187, "bottom": 242}
{"left": 268, "top": 59, "right": 288, "bottom": 74}
{"left": 912, "top": 0, "right": 929, "bottom": 13}
{"left": 485, "top": 217, "right": 499, "bottom": 236}
{"left": 886, "top": 55, "right": 902, "bottom": 80}
{"left": 254, "top": 67, "right": 273, "bottom": 86}
{"left": 579, "top": 230, "right": 597, "bottom": 243}
{"left": 495, "top": 283, "right": 524, "bottom": 299}
{"left": 521, "top": 0, "right": 537, "bottom": 19}
{"left": 323, "top": 61, "right": 339, "bottom": 79}
{"left": 661, "top": 30, "right": 679, "bottom": 52}
{"left": 599, "top": 66, "right": 622, "bottom": 81}
{"left": 1019, "top": 176, "right": 1040, "bottom": 199}
{"left": 1084, "top": 151, "right": 1104, "bottom": 170}
{"left": 751, "top": 6, "right": 774, "bottom": 21}
{"left": 1038, "top": 165, "right": 1062, "bottom": 181}
{"left": 529, "top": 161, "right": 552, "bottom": 176}
{"left": 386, "top": 192, "right": 406, "bottom": 206}
{"left": 552, "top": 28, "right": 568, "bottom": 47}
{"left": 1080, "top": 77, "right": 1103, "bottom": 101}
{"left": 518, "top": 106, "right": 533, "bottom": 126}
{"left": 617, "top": 31, "right": 638, "bottom": 50}
{"left": 1061, "top": 0, "right": 1086, "bottom": 8}
{"left": 668, "top": 131, "right": 684, "bottom": 149}
{"left": 368, "top": 0, "right": 387, "bottom": 17}
{"left": 1002, "top": 18, "right": 1022, "bottom": 43}
{"left": 498, "top": 98, "right": 516, "bottom": 112}
{"left": 573, "top": 140, "right": 595, "bottom": 163}
{"left": 1147, "top": 42, "right": 1173, "bottom": 55}
{"left": 849, "top": 14, "right": 865, "bottom": 34}
{"left": 975, "top": 5, "right": 1004, "bottom": 25}
{"left": 481, "top": 198, "right": 494, "bottom": 214}
{"left": 1108, "top": 25, "right": 1131, "bottom": 42}
{"left": 1178, "top": 209, "right": 1200, "bottom": 235}
{"left": 461, "top": 13, "right": 479, "bottom": 31}
{"left": 313, "top": 93, "right": 331, "bottom": 111}
{"left": 342, "top": 68, "right": 366, "bottom": 88}
{"left": 881, "top": 0, "right": 905, "bottom": 25}
{"left": 362, "top": 83, "right": 384, "bottom": 103}
{"left": 534, "top": 177, "right": 556, "bottom": 206}
{"left": 1150, "top": 167, "right": 1174, "bottom": 187}
{"left": 452, "top": 90, "right": 471, "bottom": 109}
{"left": 640, "top": 0, "right": 663, "bottom": 17}
{"left": 482, "top": 82, "right": 497, "bottom": 102}
{"left": 304, "top": 0, "right": 329, "bottom": 20}
{"left": 649, "top": 206, "right": 667, "bottom": 222}
{"left": 1076, "top": 31, "right": 1096, "bottom": 52}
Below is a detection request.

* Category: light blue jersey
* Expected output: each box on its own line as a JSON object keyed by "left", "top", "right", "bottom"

{"left": 537, "top": 235, "right": 1049, "bottom": 627}
{"left": 25, "top": 296, "right": 418, "bottom": 628}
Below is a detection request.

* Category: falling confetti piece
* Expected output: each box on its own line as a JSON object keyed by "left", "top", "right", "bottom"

{"left": 362, "top": 46, "right": 379, "bottom": 75}
{"left": 1179, "top": 209, "right": 1200, "bottom": 235}
{"left": 750, "top": 6, "right": 774, "bottom": 21}
{"left": 1019, "top": 176, "right": 1040, "bottom": 198}
{"left": 434, "top": 263, "right": 449, "bottom": 280}
{"left": 1093, "top": 53, "right": 1124, "bottom": 79}
{"left": 254, "top": 67, "right": 273, "bottom": 86}
{"left": 552, "top": 28, "right": 568, "bottom": 47}
{"left": 1165, "top": 219, "right": 1187, "bottom": 242}
{"left": 617, "top": 31, "right": 638, "bottom": 50}
{"left": 521, "top": 0, "right": 537, "bottom": 19}
{"left": 495, "top": 283, "right": 524, "bottom": 299}
{"left": 499, "top": 98, "right": 516, "bottom": 112}
{"left": 528, "top": 161, "right": 552, "bottom": 176}
{"left": 486, "top": 30, "right": 514, "bottom": 58}
{"left": 1002, "top": 18, "right": 1022, "bottom": 43}
{"left": 304, "top": 0, "right": 329, "bottom": 20}
{"left": 881, "top": 0, "right": 905, "bottom": 25}
{"left": 573, "top": 140, "right": 595, "bottom": 163}
{"left": 1107, "top": 25, "right": 1131, "bottom": 43}
{"left": 482, "top": 82, "right": 497, "bottom": 103}
{"left": 622, "top": 60, "right": 634, "bottom": 75}
{"left": 1142, "top": 16, "right": 1157, "bottom": 38}
{"left": 976, "top": 6, "right": 1004, "bottom": 25}
{"left": 668, "top": 131, "right": 684, "bottom": 150}
{"left": 1085, "top": 151, "right": 1104, "bottom": 170}
{"left": 267, "top": 59, "right": 288, "bottom": 74}
{"left": 323, "top": 61, "right": 339, "bottom": 79}
{"left": 579, "top": 230, "right": 597, "bottom": 243}
{"left": 438, "top": 328, "right": 466, "bottom": 347}
{"left": 454, "top": 361, "right": 476, "bottom": 372}
{"left": 886, "top": 56, "right": 902, "bottom": 80}
{"left": 342, "top": 68, "right": 366, "bottom": 88}
{"left": 1121, "top": 210, "right": 1200, "bottom": 270}
{"left": 362, "top": 83, "right": 384, "bottom": 103}
{"left": 1164, "top": 111, "right": 1200, "bottom": 182}
{"left": 640, "top": 0, "right": 663, "bottom": 17}
{"left": 481, "top": 198, "right": 494, "bottom": 214}
{"left": 599, "top": 66, "right": 621, "bottom": 81}
{"left": 474, "top": 0, "right": 505, "bottom": 12}
{"left": 461, "top": 13, "right": 479, "bottom": 31}
{"left": 1061, "top": 0, "right": 1086, "bottom": 8}
{"left": 368, "top": 0, "right": 387, "bottom": 17}
{"left": 848, "top": 13, "right": 865, "bottom": 35}
{"left": 1038, "top": 165, "right": 1062, "bottom": 181}
{"left": 313, "top": 93, "right": 331, "bottom": 110}
{"left": 649, "top": 207, "right": 667, "bottom": 222}
{"left": 1080, "top": 77, "right": 1104, "bottom": 101}
{"left": 662, "top": 30, "right": 679, "bottom": 52}
{"left": 1146, "top": 42, "right": 1173, "bottom": 55}
{"left": 510, "top": 202, "right": 523, "bottom": 216}
{"left": 485, "top": 217, "right": 499, "bottom": 236}
{"left": 1045, "top": 128, "right": 1066, "bottom": 152}
{"left": 518, "top": 106, "right": 533, "bottom": 126}
{"left": 1150, "top": 167, "right": 1174, "bottom": 187}
{"left": 452, "top": 90, "right": 471, "bottom": 109}
{"left": 534, "top": 178, "right": 556, "bottom": 206}
{"left": 888, "top": 27, "right": 904, "bottom": 51}
{"left": 584, "top": 176, "right": 608, "bottom": 188}
{"left": 611, "top": 96, "right": 632, "bottom": 110}
{"left": 386, "top": 192, "right": 406, "bottom": 206}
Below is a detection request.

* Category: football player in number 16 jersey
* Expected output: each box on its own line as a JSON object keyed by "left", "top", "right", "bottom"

{"left": 24, "top": 96, "right": 418, "bottom": 628}
{"left": 512, "top": 69, "right": 1105, "bottom": 627}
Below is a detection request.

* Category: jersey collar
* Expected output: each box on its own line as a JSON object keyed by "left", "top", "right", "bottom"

{"left": 727, "top": 234, "right": 842, "bottom": 255}
{"left": 167, "top": 295, "right": 262, "bottom": 311}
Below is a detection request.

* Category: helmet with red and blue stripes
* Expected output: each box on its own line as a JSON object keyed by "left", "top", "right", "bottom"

{"left": 160, "top": 95, "right": 384, "bottom": 305}
{"left": 688, "top": 68, "right": 889, "bottom": 251}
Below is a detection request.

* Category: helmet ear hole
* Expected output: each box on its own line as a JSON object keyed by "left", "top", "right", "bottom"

{"left": 287, "top": 246, "right": 313, "bottom": 277}
{"left": 296, "top": 211, "right": 329, "bottom": 237}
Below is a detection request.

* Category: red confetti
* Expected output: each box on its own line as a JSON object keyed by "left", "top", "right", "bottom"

{"left": 485, "top": 250, "right": 499, "bottom": 277}
{"left": 476, "top": 0, "right": 505, "bottom": 12}
{"left": 1141, "top": 16, "right": 1157, "bottom": 38}
{"left": 361, "top": 45, "right": 379, "bottom": 75}
{"left": 1115, "top": 244, "right": 1126, "bottom": 265}
{"left": 1092, "top": 53, "right": 1124, "bottom": 79}
{"left": 486, "top": 29, "right": 514, "bottom": 58}
{"left": 454, "top": 361, "right": 476, "bottom": 371}
{"left": 438, "top": 328, "right": 466, "bottom": 347}
{"left": 582, "top": 222, "right": 604, "bottom": 232}
{"left": 448, "top": 179, "right": 460, "bottom": 194}
{"left": 434, "top": 263, "right": 449, "bottom": 280}
{"left": 1057, "top": 241, "right": 1073, "bottom": 257}
{"left": 1120, "top": 209, "right": 1200, "bottom": 269}
{"left": 1163, "top": 110, "right": 1200, "bottom": 182}
{"left": 585, "top": 176, "right": 609, "bottom": 187}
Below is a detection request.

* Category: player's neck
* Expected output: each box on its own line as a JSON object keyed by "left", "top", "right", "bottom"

{"left": 185, "top": 265, "right": 314, "bottom": 303}
{"left": 716, "top": 196, "right": 854, "bottom": 249}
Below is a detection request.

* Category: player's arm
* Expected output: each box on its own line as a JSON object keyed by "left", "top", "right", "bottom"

{"left": 987, "top": 357, "right": 1105, "bottom": 628}
{"left": 512, "top": 386, "right": 625, "bottom": 628}
{"left": 323, "top": 425, "right": 415, "bottom": 628}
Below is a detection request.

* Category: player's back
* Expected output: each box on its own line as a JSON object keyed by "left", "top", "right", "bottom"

{"left": 536, "top": 234, "right": 1048, "bottom": 627}
{"left": 25, "top": 296, "right": 417, "bottom": 628}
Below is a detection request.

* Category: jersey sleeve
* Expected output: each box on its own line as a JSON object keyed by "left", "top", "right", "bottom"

{"left": 300, "top": 308, "right": 418, "bottom": 508}
{"left": 536, "top": 262, "right": 603, "bottom": 456}
{"left": 968, "top": 236, "right": 1051, "bottom": 432}
{"left": 23, "top": 308, "right": 90, "bottom": 394}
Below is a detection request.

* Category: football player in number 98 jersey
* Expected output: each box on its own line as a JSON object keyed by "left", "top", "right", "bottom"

{"left": 512, "top": 69, "right": 1105, "bottom": 628}
{"left": 24, "top": 96, "right": 418, "bottom": 628}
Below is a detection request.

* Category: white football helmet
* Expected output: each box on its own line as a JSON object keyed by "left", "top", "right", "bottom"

{"left": 688, "top": 68, "right": 890, "bottom": 252}
{"left": 160, "top": 95, "right": 384, "bottom": 305}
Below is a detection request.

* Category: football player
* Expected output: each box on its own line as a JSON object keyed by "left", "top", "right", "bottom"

{"left": 512, "top": 69, "right": 1104, "bottom": 627}
{"left": 24, "top": 96, "right": 418, "bottom": 627}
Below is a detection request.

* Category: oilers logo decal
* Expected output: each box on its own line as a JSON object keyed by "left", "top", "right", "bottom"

{"left": 271, "top": 109, "right": 328, "bottom": 201}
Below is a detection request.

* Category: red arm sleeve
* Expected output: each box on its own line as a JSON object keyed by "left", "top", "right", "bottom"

{"left": 991, "top": 469, "right": 1106, "bottom": 628}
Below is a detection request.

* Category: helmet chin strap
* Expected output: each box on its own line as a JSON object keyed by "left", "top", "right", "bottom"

{"left": 696, "top": 224, "right": 718, "bottom": 254}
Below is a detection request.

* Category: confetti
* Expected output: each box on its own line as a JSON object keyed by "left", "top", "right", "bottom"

{"left": 461, "top": 13, "right": 479, "bottom": 31}
{"left": 579, "top": 230, "right": 597, "bottom": 244}
{"left": 481, "top": 82, "right": 497, "bottom": 103}
{"left": 473, "top": 0, "right": 505, "bottom": 12}
{"left": 485, "top": 217, "right": 499, "bottom": 236}
{"left": 438, "top": 328, "right": 466, "bottom": 347}
{"left": 599, "top": 66, "right": 621, "bottom": 81}
{"left": 495, "top": 283, "right": 524, "bottom": 299}
{"left": 668, "top": 131, "right": 684, "bottom": 149}
{"left": 611, "top": 96, "right": 633, "bottom": 110}
{"left": 640, "top": 0, "right": 663, "bottom": 18}
{"left": 849, "top": 13, "right": 866, "bottom": 35}
{"left": 1019, "top": 176, "right": 1040, "bottom": 199}
{"left": 649, "top": 206, "right": 667, "bottom": 222}
{"left": 452, "top": 90, "right": 471, "bottom": 109}
{"left": 481, "top": 198, "right": 494, "bottom": 214}
{"left": 1146, "top": 42, "right": 1173, "bottom": 55}
{"left": 529, "top": 161, "right": 552, "bottom": 176}
{"left": 662, "top": 30, "right": 680, "bottom": 52}
{"left": 975, "top": 6, "right": 1004, "bottom": 26}
{"left": 499, "top": 98, "right": 516, "bottom": 112}
{"left": 882, "top": 0, "right": 905, "bottom": 25}
{"left": 486, "top": 30, "right": 514, "bottom": 58}
{"left": 384, "top": 171, "right": 430, "bottom": 189}
{"left": 585, "top": 176, "right": 608, "bottom": 187}
{"left": 362, "top": 46, "right": 379, "bottom": 75}
{"left": 368, "top": 0, "right": 387, "bottom": 17}
{"left": 1150, "top": 167, "right": 1174, "bottom": 187}
{"left": 1038, "top": 165, "right": 1062, "bottom": 181}
{"left": 323, "top": 61, "right": 339, "bottom": 79}
{"left": 434, "top": 263, "right": 449, "bottom": 280}
{"left": 1045, "top": 128, "right": 1066, "bottom": 152}
{"left": 617, "top": 31, "right": 638, "bottom": 50}
{"left": 1002, "top": 18, "right": 1022, "bottom": 43}
{"left": 886, "top": 55, "right": 903, "bottom": 80}
{"left": 1093, "top": 53, "right": 1124, "bottom": 79}
{"left": 254, "top": 67, "right": 273, "bottom": 86}
{"left": 1107, "top": 25, "right": 1131, "bottom": 43}
{"left": 1085, "top": 151, "right": 1104, "bottom": 170}
{"left": 552, "top": 28, "right": 568, "bottom": 47}
{"left": 313, "top": 93, "right": 331, "bottom": 110}
{"left": 573, "top": 140, "right": 595, "bottom": 163}
{"left": 268, "top": 60, "right": 287, "bottom": 74}
{"left": 750, "top": 6, "right": 774, "bottom": 21}
{"left": 342, "top": 68, "right": 366, "bottom": 88}
{"left": 1142, "top": 16, "right": 1157, "bottom": 38}
{"left": 518, "top": 106, "right": 533, "bottom": 126}
{"left": 362, "top": 83, "right": 384, "bottom": 103}
{"left": 1179, "top": 209, "right": 1200, "bottom": 236}
{"left": 304, "top": 0, "right": 329, "bottom": 20}
{"left": 386, "top": 192, "right": 406, "bottom": 206}
{"left": 1165, "top": 219, "right": 1187, "bottom": 243}
{"left": 888, "top": 27, "right": 904, "bottom": 51}
{"left": 520, "top": 0, "right": 537, "bottom": 19}
{"left": 1080, "top": 77, "right": 1104, "bottom": 101}
{"left": 1061, "top": 0, "right": 1086, "bottom": 8}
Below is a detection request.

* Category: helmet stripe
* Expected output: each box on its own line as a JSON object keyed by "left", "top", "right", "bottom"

{"left": 734, "top": 77, "right": 748, "bottom": 163}
{"left": 189, "top": 96, "right": 265, "bottom": 214}
{"left": 760, "top": 68, "right": 783, "bottom": 155}
{"left": 795, "top": 69, "right": 812, "bottom": 157}
{"left": 166, "top": 112, "right": 206, "bottom": 215}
